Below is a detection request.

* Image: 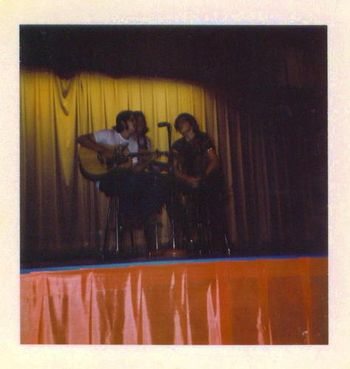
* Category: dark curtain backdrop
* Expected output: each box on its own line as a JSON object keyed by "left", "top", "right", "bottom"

{"left": 20, "top": 26, "right": 327, "bottom": 262}
{"left": 220, "top": 90, "right": 327, "bottom": 253}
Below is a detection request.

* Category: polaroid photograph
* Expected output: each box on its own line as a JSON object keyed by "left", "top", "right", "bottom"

{"left": 1, "top": 1, "right": 349, "bottom": 369}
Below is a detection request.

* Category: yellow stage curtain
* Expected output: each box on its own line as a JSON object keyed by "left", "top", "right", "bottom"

{"left": 20, "top": 70, "right": 220, "bottom": 258}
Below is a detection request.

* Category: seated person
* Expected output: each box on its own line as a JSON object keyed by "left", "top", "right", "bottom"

{"left": 171, "top": 113, "right": 228, "bottom": 254}
{"left": 132, "top": 110, "right": 169, "bottom": 174}
{"left": 77, "top": 110, "right": 168, "bottom": 255}
{"left": 133, "top": 110, "right": 152, "bottom": 152}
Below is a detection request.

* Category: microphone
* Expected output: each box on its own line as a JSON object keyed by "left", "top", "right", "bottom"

{"left": 158, "top": 122, "right": 171, "bottom": 128}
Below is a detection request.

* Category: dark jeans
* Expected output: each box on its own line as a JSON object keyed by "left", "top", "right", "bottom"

{"left": 100, "top": 171, "right": 170, "bottom": 253}
{"left": 100, "top": 170, "right": 169, "bottom": 223}
{"left": 172, "top": 171, "right": 227, "bottom": 252}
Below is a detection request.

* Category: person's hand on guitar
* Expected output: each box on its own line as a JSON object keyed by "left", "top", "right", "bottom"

{"left": 132, "top": 150, "right": 161, "bottom": 173}
{"left": 97, "top": 147, "right": 115, "bottom": 162}
{"left": 97, "top": 144, "right": 130, "bottom": 168}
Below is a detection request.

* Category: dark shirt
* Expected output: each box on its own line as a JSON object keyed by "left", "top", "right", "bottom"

{"left": 172, "top": 132, "right": 215, "bottom": 177}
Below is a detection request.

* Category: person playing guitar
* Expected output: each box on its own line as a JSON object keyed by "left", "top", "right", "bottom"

{"left": 77, "top": 110, "right": 169, "bottom": 257}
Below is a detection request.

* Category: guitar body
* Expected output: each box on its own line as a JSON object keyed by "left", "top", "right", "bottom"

{"left": 78, "top": 145, "right": 170, "bottom": 181}
{"left": 78, "top": 146, "right": 128, "bottom": 181}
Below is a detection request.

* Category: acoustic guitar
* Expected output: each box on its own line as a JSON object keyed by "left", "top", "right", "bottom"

{"left": 78, "top": 145, "right": 168, "bottom": 181}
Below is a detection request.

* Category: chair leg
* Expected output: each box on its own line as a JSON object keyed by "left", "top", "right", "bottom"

{"left": 102, "top": 196, "right": 122, "bottom": 259}
{"left": 204, "top": 201, "right": 212, "bottom": 252}
{"left": 192, "top": 196, "right": 201, "bottom": 254}
{"left": 155, "top": 222, "right": 159, "bottom": 251}
{"left": 113, "top": 197, "right": 120, "bottom": 256}
{"left": 194, "top": 194, "right": 207, "bottom": 254}
{"left": 224, "top": 233, "right": 231, "bottom": 256}
{"left": 195, "top": 195, "right": 211, "bottom": 255}
{"left": 102, "top": 197, "right": 113, "bottom": 259}
{"left": 129, "top": 228, "right": 134, "bottom": 254}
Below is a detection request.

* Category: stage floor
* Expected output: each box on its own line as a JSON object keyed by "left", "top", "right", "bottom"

{"left": 21, "top": 255, "right": 328, "bottom": 345}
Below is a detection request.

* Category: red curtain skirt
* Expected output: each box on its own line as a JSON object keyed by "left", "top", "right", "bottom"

{"left": 21, "top": 257, "right": 327, "bottom": 344}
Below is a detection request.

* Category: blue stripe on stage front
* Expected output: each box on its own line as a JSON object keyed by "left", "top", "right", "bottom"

{"left": 20, "top": 252, "right": 327, "bottom": 274}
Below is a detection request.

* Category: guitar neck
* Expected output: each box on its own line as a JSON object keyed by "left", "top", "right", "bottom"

{"left": 99, "top": 144, "right": 168, "bottom": 158}
{"left": 128, "top": 150, "right": 169, "bottom": 158}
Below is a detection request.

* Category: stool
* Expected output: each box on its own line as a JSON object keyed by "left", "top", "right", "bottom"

{"left": 183, "top": 192, "right": 211, "bottom": 254}
{"left": 181, "top": 191, "right": 231, "bottom": 256}
{"left": 102, "top": 196, "right": 135, "bottom": 259}
{"left": 102, "top": 196, "right": 162, "bottom": 259}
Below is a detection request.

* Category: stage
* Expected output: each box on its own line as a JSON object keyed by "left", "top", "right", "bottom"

{"left": 20, "top": 255, "right": 328, "bottom": 345}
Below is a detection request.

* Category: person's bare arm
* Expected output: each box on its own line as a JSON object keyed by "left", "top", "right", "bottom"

{"left": 76, "top": 133, "right": 111, "bottom": 156}
{"left": 173, "top": 150, "right": 201, "bottom": 188}
{"left": 204, "top": 148, "right": 220, "bottom": 177}
{"left": 76, "top": 133, "right": 131, "bottom": 168}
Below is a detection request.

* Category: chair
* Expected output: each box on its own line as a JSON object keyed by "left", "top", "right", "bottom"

{"left": 102, "top": 194, "right": 161, "bottom": 259}
{"left": 180, "top": 191, "right": 211, "bottom": 255}
{"left": 178, "top": 190, "right": 231, "bottom": 256}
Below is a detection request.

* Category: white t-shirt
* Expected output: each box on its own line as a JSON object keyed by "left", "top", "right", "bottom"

{"left": 93, "top": 129, "right": 139, "bottom": 164}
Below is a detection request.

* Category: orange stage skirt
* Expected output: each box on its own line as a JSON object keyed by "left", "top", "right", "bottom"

{"left": 20, "top": 257, "right": 327, "bottom": 344}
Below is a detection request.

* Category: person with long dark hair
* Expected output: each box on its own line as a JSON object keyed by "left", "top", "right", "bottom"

{"left": 133, "top": 111, "right": 152, "bottom": 152}
{"left": 172, "top": 113, "right": 228, "bottom": 254}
